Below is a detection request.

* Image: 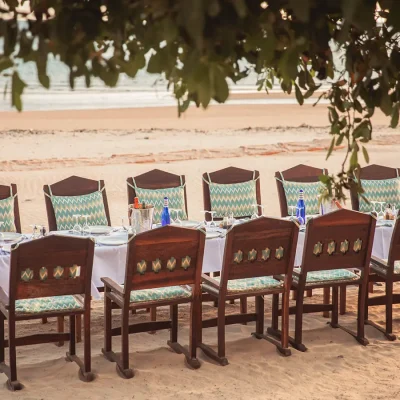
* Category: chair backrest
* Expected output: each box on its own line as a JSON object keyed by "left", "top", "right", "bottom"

{"left": 127, "top": 169, "right": 188, "bottom": 222}
{"left": 350, "top": 164, "right": 400, "bottom": 212}
{"left": 385, "top": 216, "right": 400, "bottom": 274}
{"left": 202, "top": 166, "right": 261, "bottom": 221}
{"left": 300, "top": 209, "right": 375, "bottom": 274}
{"left": 123, "top": 225, "right": 205, "bottom": 296}
{"left": 8, "top": 235, "right": 94, "bottom": 306}
{"left": 0, "top": 183, "right": 21, "bottom": 233}
{"left": 43, "top": 175, "right": 111, "bottom": 231}
{"left": 219, "top": 217, "right": 299, "bottom": 285}
{"left": 275, "top": 164, "right": 327, "bottom": 217}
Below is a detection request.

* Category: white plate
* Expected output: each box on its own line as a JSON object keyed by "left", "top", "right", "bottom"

{"left": 97, "top": 235, "right": 128, "bottom": 246}
{"left": 377, "top": 219, "right": 395, "bottom": 227}
{"left": 84, "top": 225, "right": 113, "bottom": 235}
{"left": 0, "top": 232, "right": 23, "bottom": 242}
{"left": 173, "top": 220, "right": 201, "bottom": 228}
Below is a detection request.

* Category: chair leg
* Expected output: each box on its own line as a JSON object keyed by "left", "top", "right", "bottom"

{"left": 323, "top": 287, "right": 330, "bottom": 318}
{"left": 169, "top": 304, "right": 178, "bottom": 343}
{"left": 117, "top": 308, "right": 134, "bottom": 379}
{"left": 240, "top": 297, "right": 248, "bottom": 325}
{"left": 186, "top": 300, "right": 201, "bottom": 369}
{"left": 280, "top": 290, "right": 291, "bottom": 355}
{"left": 255, "top": 295, "right": 264, "bottom": 335}
{"left": 294, "top": 287, "right": 307, "bottom": 352}
{"left": 0, "top": 312, "right": 4, "bottom": 364}
{"left": 271, "top": 293, "right": 279, "bottom": 331}
{"left": 386, "top": 280, "right": 394, "bottom": 337}
{"left": 79, "top": 309, "right": 95, "bottom": 382}
{"left": 6, "top": 317, "right": 22, "bottom": 391}
{"left": 56, "top": 316, "right": 65, "bottom": 346}
{"left": 149, "top": 307, "right": 157, "bottom": 334}
{"left": 306, "top": 289, "right": 312, "bottom": 297}
{"left": 356, "top": 283, "right": 369, "bottom": 346}
{"left": 68, "top": 315, "right": 76, "bottom": 357}
{"left": 339, "top": 285, "right": 347, "bottom": 315}
{"left": 76, "top": 315, "right": 82, "bottom": 343}
{"left": 217, "top": 299, "right": 228, "bottom": 365}
{"left": 102, "top": 291, "right": 113, "bottom": 359}
{"left": 331, "top": 286, "right": 339, "bottom": 328}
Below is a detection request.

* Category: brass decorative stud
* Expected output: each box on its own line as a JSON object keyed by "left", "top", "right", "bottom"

{"left": 247, "top": 249, "right": 258, "bottom": 262}
{"left": 353, "top": 238, "right": 363, "bottom": 253}
{"left": 313, "top": 242, "right": 323, "bottom": 256}
{"left": 233, "top": 250, "right": 243, "bottom": 264}
{"left": 152, "top": 259, "right": 162, "bottom": 273}
{"left": 327, "top": 241, "right": 336, "bottom": 255}
{"left": 340, "top": 240, "right": 349, "bottom": 254}
{"left": 181, "top": 256, "right": 191, "bottom": 270}
{"left": 275, "top": 246, "right": 284, "bottom": 260}
{"left": 167, "top": 257, "right": 177, "bottom": 272}
{"left": 261, "top": 248, "right": 271, "bottom": 261}
{"left": 136, "top": 260, "right": 147, "bottom": 275}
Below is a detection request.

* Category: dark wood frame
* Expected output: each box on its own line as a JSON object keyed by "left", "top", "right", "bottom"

{"left": 275, "top": 164, "right": 327, "bottom": 218}
{"left": 127, "top": 169, "right": 188, "bottom": 217}
{"left": 200, "top": 217, "right": 299, "bottom": 365}
{"left": 101, "top": 225, "right": 205, "bottom": 378}
{"left": 43, "top": 175, "right": 111, "bottom": 232}
{"left": 269, "top": 209, "right": 376, "bottom": 352}
{"left": 366, "top": 216, "right": 400, "bottom": 340}
{"left": 0, "top": 184, "right": 21, "bottom": 233}
{"left": 202, "top": 166, "right": 261, "bottom": 221}
{"left": 0, "top": 235, "right": 95, "bottom": 391}
{"left": 350, "top": 164, "right": 400, "bottom": 211}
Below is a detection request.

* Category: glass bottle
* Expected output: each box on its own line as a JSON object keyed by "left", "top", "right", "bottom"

{"left": 161, "top": 197, "right": 171, "bottom": 226}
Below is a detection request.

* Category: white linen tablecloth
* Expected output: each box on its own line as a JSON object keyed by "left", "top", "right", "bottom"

{"left": 0, "top": 226, "right": 393, "bottom": 299}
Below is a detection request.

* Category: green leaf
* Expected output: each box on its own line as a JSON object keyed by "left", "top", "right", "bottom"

{"left": 328, "top": 106, "right": 339, "bottom": 123}
{"left": 326, "top": 137, "right": 335, "bottom": 160}
{"left": 212, "top": 65, "right": 229, "bottom": 103}
{"left": 391, "top": 103, "right": 399, "bottom": 128}
{"left": 336, "top": 134, "right": 345, "bottom": 146}
{"left": 11, "top": 71, "right": 27, "bottom": 112}
{"left": 362, "top": 146, "right": 369, "bottom": 163}
{"left": 380, "top": 91, "right": 393, "bottom": 116}
{"left": 353, "top": 120, "right": 371, "bottom": 141}
{"left": 147, "top": 52, "right": 163, "bottom": 74}
{"left": 294, "top": 83, "right": 304, "bottom": 106}
{"left": 350, "top": 148, "right": 358, "bottom": 169}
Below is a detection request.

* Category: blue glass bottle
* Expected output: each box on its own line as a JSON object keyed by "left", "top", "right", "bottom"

{"left": 296, "top": 189, "right": 306, "bottom": 225}
{"left": 161, "top": 196, "right": 171, "bottom": 226}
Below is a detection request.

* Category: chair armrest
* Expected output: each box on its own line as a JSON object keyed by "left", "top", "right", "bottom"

{"left": 201, "top": 274, "right": 220, "bottom": 289}
{"left": 371, "top": 255, "right": 388, "bottom": 269}
{"left": 101, "top": 277, "right": 124, "bottom": 295}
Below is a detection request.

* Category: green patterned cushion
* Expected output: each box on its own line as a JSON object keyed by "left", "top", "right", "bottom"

{"left": 281, "top": 180, "right": 324, "bottom": 216}
{"left": 371, "top": 259, "right": 400, "bottom": 275}
{"left": 50, "top": 191, "right": 108, "bottom": 230}
{"left": 214, "top": 276, "right": 282, "bottom": 294}
{"left": 359, "top": 177, "right": 400, "bottom": 213}
{"left": 134, "top": 186, "right": 188, "bottom": 224}
{"left": 293, "top": 268, "right": 358, "bottom": 286}
{"left": 15, "top": 295, "right": 83, "bottom": 314}
{"left": 209, "top": 180, "right": 257, "bottom": 218}
{"left": 130, "top": 285, "right": 192, "bottom": 303}
{"left": 0, "top": 196, "right": 16, "bottom": 232}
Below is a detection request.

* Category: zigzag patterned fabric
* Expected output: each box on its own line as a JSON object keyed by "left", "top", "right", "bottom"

{"left": 15, "top": 295, "right": 83, "bottom": 314}
{"left": 209, "top": 180, "right": 257, "bottom": 218}
{"left": 134, "top": 186, "right": 188, "bottom": 224}
{"left": 359, "top": 177, "right": 400, "bottom": 212}
{"left": 0, "top": 196, "right": 16, "bottom": 232}
{"left": 51, "top": 191, "right": 108, "bottom": 230}
{"left": 282, "top": 180, "right": 324, "bottom": 216}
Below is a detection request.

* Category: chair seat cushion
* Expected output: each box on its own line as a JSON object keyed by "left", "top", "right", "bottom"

{"left": 371, "top": 260, "right": 400, "bottom": 275}
{"left": 214, "top": 276, "right": 282, "bottom": 294}
{"left": 293, "top": 268, "right": 359, "bottom": 286}
{"left": 0, "top": 195, "right": 17, "bottom": 233}
{"left": 129, "top": 285, "right": 192, "bottom": 304}
{"left": 15, "top": 295, "right": 83, "bottom": 315}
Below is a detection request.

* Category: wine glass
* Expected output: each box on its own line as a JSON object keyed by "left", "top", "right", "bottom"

{"left": 72, "top": 214, "right": 82, "bottom": 235}
{"left": 82, "top": 215, "right": 90, "bottom": 234}
{"left": 370, "top": 201, "right": 378, "bottom": 216}
{"left": 392, "top": 204, "right": 398, "bottom": 218}
{"left": 288, "top": 205, "right": 296, "bottom": 218}
{"left": 173, "top": 209, "right": 183, "bottom": 226}
{"left": 200, "top": 211, "right": 216, "bottom": 227}
{"left": 296, "top": 206, "right": 305, "bottom": 226}
{"left": 209, "top": 211, "right": 217, "bottom": 228}
{"left": 378, "top": 202, "right": 386, "bottom": 220}
{"left": 251, "top": 204, "right": 258, "bottom": 220}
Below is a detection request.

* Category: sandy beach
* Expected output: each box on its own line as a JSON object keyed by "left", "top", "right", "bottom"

{"left": 1, "top": 98, "right": 400, "bottom": 399}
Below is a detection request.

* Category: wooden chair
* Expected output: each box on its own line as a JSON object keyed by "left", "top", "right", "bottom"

{"left": 127, "top": 169, "right": 188, "bottom": 216}
{"left": 127, "top": 169, "right": 189, "bottom": 323}
{"left": 0, "top": 235, "right": 95, "bottom": 390}
{"left": 0, "top": 184, "right": 21, "bottom": 233}
{"left": 366, "top": 216, "right": 400, "bottom": 340}
{"left": 43, "top": 175, "right": 111, "bottom": 232}
{"left": 101, "top": 225, "right": 205, "bottom": 378}
{"left": 350, "top": 164, "right": 400, "bottom": 212}
{"left": 202, "top": 166, "right": 261, "bottom": 221}
{"left": 275, "top": 164, "right": 326, "bottom": 218}
{"left": 275, "top": 165, "right": 330, "bottom": 305}
{"left": 270, "top": 209, "right": 376, "bottom": 352}
{"left": 200, "top": 217, "right": 299, "bottom": 365}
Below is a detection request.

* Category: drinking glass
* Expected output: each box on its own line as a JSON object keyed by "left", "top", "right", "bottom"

{"left": 392, "top": 204, "right": 398, "bottom": 217}
{"left": 30, "top": 224, "right": 39, "bottom": 239}
{"left": 228, "top": 212, "right": 236, "bottom": 226}
{"left": 209, "top": 211, "right": 217, "bottom": 227}
{"left": 172, "top": 209, "right": 183, "bottom": 225}
{"left": 82, "top": 215, "right": 90, "bottom": 234}
{"left": 72, "top": 214, "right": 82, "bottom": 235}
{"left": 288, "top": 206, "right": 296, "bottom": 218}
{"left": 200, "top": 211, "right": 216, "bottom": 227}
{"left": 378, "top": 202, "right": 386, "bottom": 220}
{"left": 370, "top": 201, "right": 378, "bottom": 215}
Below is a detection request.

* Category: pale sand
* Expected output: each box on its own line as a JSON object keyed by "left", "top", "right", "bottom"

{"left": 1, "top": 101, "right": 400, "bottom": 398}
